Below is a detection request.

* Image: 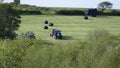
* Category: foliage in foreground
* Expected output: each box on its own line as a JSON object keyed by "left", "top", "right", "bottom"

{"left": 0, "top": 4, "right": 21, "bottom": 39}
{"left": 0, "top": 30, "right": 120, "bottom": 68}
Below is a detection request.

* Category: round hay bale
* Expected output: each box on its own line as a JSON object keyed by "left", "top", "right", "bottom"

{"left": 44, "top": 20, "right": 48, "bottom": 24}
{"left": 84, "top": 16, "right": 88, "bottom": 19}
{"left": 49, "top": 23, "right": 54, "bottom": 26}
{"left": 44, "top": 26, "right": 48, "bottom": 29}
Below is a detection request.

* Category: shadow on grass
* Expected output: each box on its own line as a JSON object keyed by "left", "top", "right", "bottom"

{"left": 85, "top": 19, "right": 93, "bottom": 20}
{"left": 97, "top": 16, "right": 109, "bottom": 18}
{"left": 62, "top": 36, "right": 73, "bottom": 40}
{"left": 36, "top": 40, "right": 54, "bottom": 45}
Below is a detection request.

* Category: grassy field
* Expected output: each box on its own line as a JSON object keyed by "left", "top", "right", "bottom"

{"left": 17, "top": 15, "right": 120, "bottom": 41}
{"left": 1, "top": 15, "right": 120, "bottom": 68}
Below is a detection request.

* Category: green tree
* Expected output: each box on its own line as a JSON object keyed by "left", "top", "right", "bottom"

{"left": 97, "top": 1, "right": 113, "bottom": 11}
{"left": 0, "top": 4, "right": 21, "bottom": 39}
{"left": 14, "top": 0, "right": 20, "bottom": 5}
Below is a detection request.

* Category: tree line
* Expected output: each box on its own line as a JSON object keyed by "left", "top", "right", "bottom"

{"left": 1, "top": 0, "right": 120, "bottom": 15}
{"left": 1, "top": 0, "right": 114, "bottom": 11}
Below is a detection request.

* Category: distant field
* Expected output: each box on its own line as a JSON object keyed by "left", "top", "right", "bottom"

{"left": 17, "top": 15, "right": 120, "bottom": 41}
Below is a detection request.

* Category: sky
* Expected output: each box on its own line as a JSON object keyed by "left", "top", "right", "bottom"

{"left": 3, "top": 0, "right": 120, "bottom": 9}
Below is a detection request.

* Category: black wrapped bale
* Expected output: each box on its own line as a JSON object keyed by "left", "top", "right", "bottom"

{"left": 84, "top": 17, "right": 88, "bottom": 19}
{"left": 44, "top": 26, "right": 48, "bottom": 29}
{"left": 44, "top": 20, "right": 48, "bottom": 24}
{"left": 49, "top": 23, "right": 54, "bottom": 26}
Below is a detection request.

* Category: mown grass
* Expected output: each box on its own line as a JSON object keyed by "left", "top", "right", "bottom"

{"left": 17, "top": 15, "right": 120, "bottom": 41}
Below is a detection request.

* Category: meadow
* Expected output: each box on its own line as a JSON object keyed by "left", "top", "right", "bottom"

{"left": 0, "top": 15, "right": 120, "bottom": 68}
{"left": 17, "top": 15, "right": 120, "bottom": 41}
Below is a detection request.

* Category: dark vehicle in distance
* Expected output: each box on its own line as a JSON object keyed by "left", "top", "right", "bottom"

{"left": 50, "top": 29, "right": 62, "bottom": 39}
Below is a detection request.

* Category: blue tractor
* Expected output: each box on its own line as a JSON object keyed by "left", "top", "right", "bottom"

{"left": 50, "top": 29, "right": 62, "bottom": 39}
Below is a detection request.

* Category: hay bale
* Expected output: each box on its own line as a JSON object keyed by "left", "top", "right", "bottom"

{"left": 49, "top": 23, "right": 54, "bottom": 26}
{"left": 84, "top": 16, "right": 88, "bottom": 19}
{"left": 44, "top": 26, "right": 48, "bottom": 29}
{"left": 44, "top": 20, "right": 48, "bottom": 24}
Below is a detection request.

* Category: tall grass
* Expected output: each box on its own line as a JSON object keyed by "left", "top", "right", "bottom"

{"left": 0, "top": 30, "right": 120, "bottom": 68}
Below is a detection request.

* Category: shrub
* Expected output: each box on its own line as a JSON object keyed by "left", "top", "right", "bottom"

{"left": 17, "top": 9, "right": 42, "bottom": 15}
{"left": 0, "top": 40, "right": 27, "bottom": 68}
{"left": 56, "top": 10, "right": 84, "bottom": 15}
{"left": 111, "top": 10, "right": 120, "bottom": 16}
{"left": 19, "top": 31, "right": 36, "bottom": 39}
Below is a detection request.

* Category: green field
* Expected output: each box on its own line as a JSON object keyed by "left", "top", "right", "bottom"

{"left": 1, "top": 15, "right": 120, "bottom": 68}
{"left": 1, "top": 3, "right": 120, "bottom": 68}
{"left": 17, "top": 15, "right": 120, "bottom": 41}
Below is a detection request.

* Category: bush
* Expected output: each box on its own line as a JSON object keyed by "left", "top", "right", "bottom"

{"left": 19, "top": 31, "right": 36, "bottom": 39}
{"left": 98, "top": 9, "right": 120, "bottom": 16}
{"left": 56, "top": 10, "right": 84, "bottom": 15}
{"left": 0, "top": 40, "right": 27, "bottom": 68}
{"left": 111, "top": 10, "right": 120, "bottom": 16}
{"left": 17, "top": 9, "right": 42, "bottom": 15}
{"left": 41, "top": 8, "right": 56, "bottom": 15}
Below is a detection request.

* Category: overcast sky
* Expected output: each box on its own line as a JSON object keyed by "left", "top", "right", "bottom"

{"left": 4, "top": 0, "right": 120, "bottom": 9}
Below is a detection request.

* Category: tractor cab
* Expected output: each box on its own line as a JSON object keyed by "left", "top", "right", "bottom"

{"left": 50, "top": 29, "right": 62, "bottom": 39}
